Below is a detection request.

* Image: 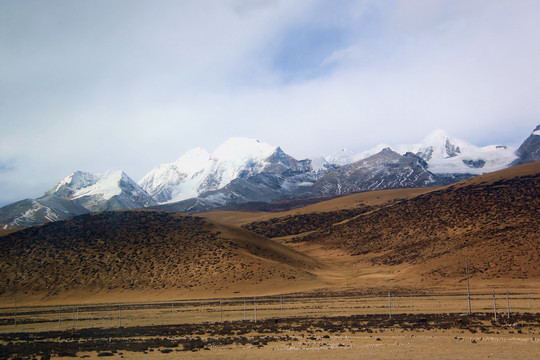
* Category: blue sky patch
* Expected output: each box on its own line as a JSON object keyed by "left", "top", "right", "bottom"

{"left": 271, "top": 23, "right": 350, "bottom": 82}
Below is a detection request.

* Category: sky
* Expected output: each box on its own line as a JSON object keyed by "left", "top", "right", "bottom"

{"left": 1, "top": 0, "right": 540, "bottom": 205}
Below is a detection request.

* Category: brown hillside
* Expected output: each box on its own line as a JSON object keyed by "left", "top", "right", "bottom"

{"left": 0, "top": 228, "right": 22, "bottom": 237}
{"left": 242, "top": 206, "right": 376, "bottom": 238}
{"left": 297, "top": 162, "right": 540, "bottom": 280}
{"left": 0, "top": 211, "right": 320, "bottom": 304}
{"left": 201, "top": 187, "right": 437, "bottom": 227}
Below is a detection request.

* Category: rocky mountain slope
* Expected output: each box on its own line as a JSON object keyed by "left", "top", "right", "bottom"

{"left": 312, "top": 148, "right": 438, "bottom": 195}
{"left": 0, "top": 196, "right": 89, "bottom": 229}
{"left": 1, "top": 171, "right": 155, "bottom": 229}
{"left": 511, "top": 125, "right": 540, "bottom": 165}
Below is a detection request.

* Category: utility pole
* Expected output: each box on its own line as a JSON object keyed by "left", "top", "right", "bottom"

{"left": 220, "top": 300, "right": 223, "bottom": 322}
{"left": 388, "top": 292, "right": 392, "bottom": 319}
{"left": 254, "top": 297, "right": 257, "bottom": 323}
{"left": 13, "top": 300, "right": 17, "bottom": 328}
{"left": 466, "top": 260, "right": 471, "bottom": 315}
{"left": 492, "top": 291, "right": 497, "bottom": 321}
{"left": 506, "top": 289, "right": 510, "bottom": 319}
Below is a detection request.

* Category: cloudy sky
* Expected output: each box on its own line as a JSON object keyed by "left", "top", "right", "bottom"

{"left": 1, "top": 0, "right": 540, "bottom": 205}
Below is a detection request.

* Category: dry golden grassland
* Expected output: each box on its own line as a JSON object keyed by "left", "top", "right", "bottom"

{"left": 0, "top": 292, "right": 539, "bottom": 359}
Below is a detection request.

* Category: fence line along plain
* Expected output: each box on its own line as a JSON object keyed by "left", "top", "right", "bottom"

{"left": 2, "top": 290, "right": 540, "bottom": 333}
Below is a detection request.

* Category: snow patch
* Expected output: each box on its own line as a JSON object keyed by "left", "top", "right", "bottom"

{"left": 325, "top": 148, "right": 355, "bottom": 165}
{"left": 309, "top": 156, "right": 329, "bottom": 173}
{"left": 52, "top": 171, "right": 99, "bottom": 193}
{"left": 212, "top": 138, "right": 276, "bottom": 162}
{"left": 72, "top": 171, "right": 125, "bottom": 200}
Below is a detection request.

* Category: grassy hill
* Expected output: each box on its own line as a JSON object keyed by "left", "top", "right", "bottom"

{"left": 0, "top": 211, "right": 320, "bottom": 304}
{"left": 201, "top": 187, "right": 438, "bottom": 227}
{"left": 289, "top": 162, "right": 540, "bottom": 280}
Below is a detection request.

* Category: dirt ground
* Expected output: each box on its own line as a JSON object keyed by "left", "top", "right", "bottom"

{"left": 72, "top": 332, "right": 540, "bottom": 360}
{"left": 5, "top": 313, "right": 540, "bottom": 360}
{"left": 1, "top": 294, "right": 539, "bottom": 359}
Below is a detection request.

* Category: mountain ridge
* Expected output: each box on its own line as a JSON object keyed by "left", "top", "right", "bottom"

{"left": 1, "top": 126, "right": 539, "bottom": 229}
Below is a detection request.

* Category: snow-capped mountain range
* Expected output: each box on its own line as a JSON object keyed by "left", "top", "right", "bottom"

{"left": 324, "top": 129, "right": 518, "bottom": 175}
{"left": 44, "top": 170, "right": 156, "bottom": 211}
{"left": 1, "top": 126, "right": 539, "bottom": 229}
{"left": 140, "top": 138, "right": 290, "bottom": 204}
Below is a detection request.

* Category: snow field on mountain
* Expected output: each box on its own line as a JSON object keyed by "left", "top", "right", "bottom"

{"left": 139, "top": 138, "right": 280, "bottom": 203}
{"left": 71, "top": 171, "right": 125, "bottom": 200}
{"left": 325, "top": 129, "right": 518, "bottom": 174}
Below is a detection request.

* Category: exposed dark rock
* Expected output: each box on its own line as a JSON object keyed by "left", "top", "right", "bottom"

{"left": 462, "top": 159, "right": 486, "bottom": 168}
{"left": 511, "top": 125, "right": 540, "bottom": 166}
{"left": 311, "top": 148, "right": 438, "bottom": 196}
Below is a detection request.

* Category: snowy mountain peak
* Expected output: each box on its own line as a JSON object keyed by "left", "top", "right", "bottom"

{"left": 48, "top": 170, "right": 129, "bottom": 201}
{"left": 174, "top": 147, "right": 212, "bottom": 173}
{"left": 325, "top": 148, "right": 356, "bottom": 165}
{"left": 74, "top": 170, "right": 133, "bottom": 201}
{"left": 212, "top": 137, "right": 277, "bottom": 162}
{"left": 13, "top": 167, "right": 152, "bottom": 219}
{"left": 46, "top": 169, "right": 155, "bottom": 213}
{"left": 325, "top": 129, "right": 518, "bottom": 175}
{"left": 415, "top": 129, "right": 466, "bottom": 160}
{"left": 138, "top": 137, "right": 321, "bottom": 205}
{"left": 47, "top": 171, "right": 100, "bottom": 197}
{"left": 310, "top": 156, "right": 330, "bottom": 173}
